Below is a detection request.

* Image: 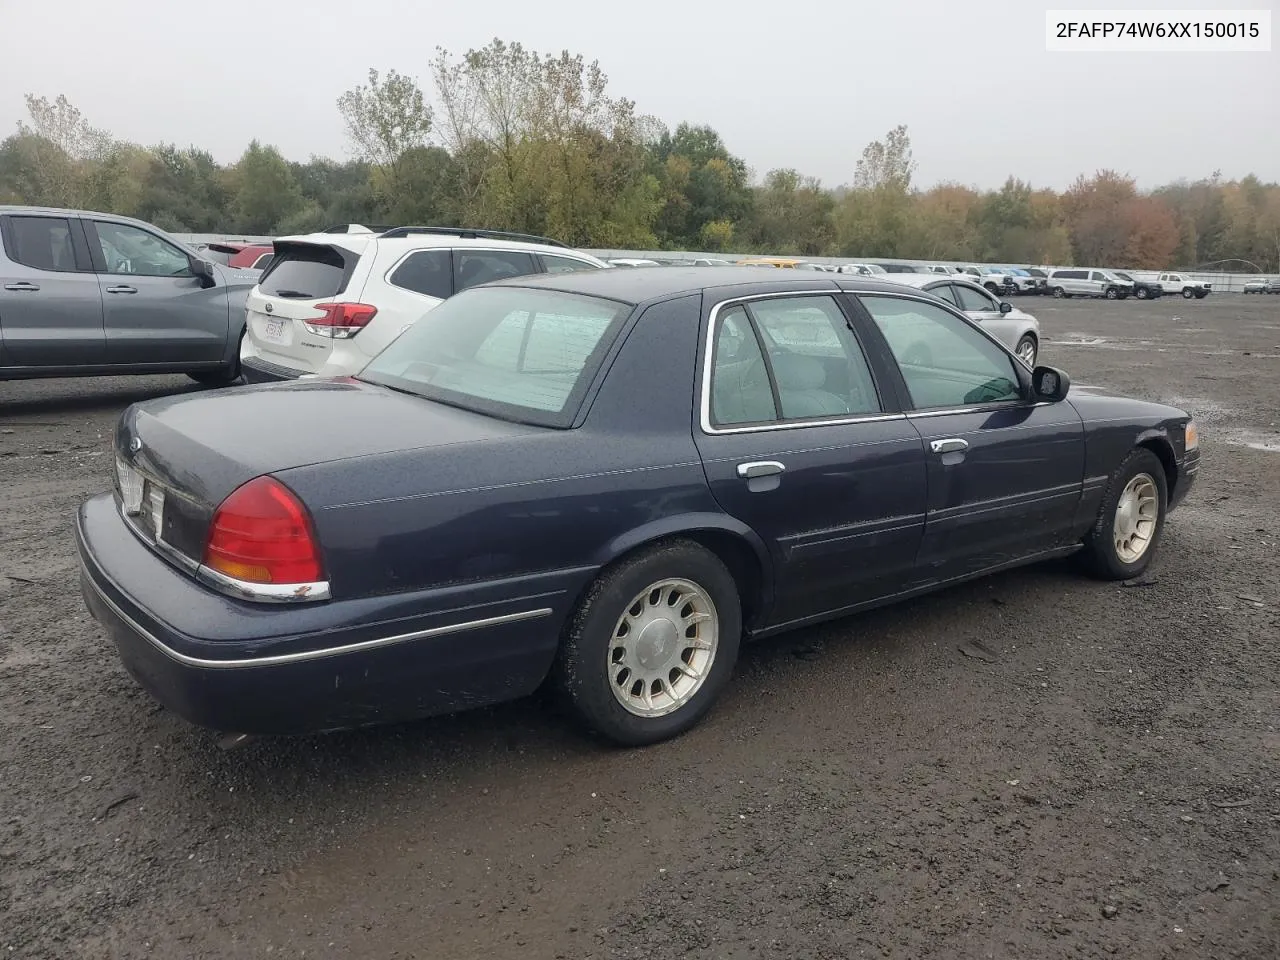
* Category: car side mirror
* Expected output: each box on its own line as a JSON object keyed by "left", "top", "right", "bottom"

{"left": 999, "top": 301, "right": 1012, "bottom": 314}
{"left": 1032, "top": 365, "right": 1070, "bottom": 402}
{"left": 189, "top": 257, "right": 216, "bottom": 288}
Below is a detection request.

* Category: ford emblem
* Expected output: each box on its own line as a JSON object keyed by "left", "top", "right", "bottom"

{"left": 264, "top": 302, "right": 273, "bottom": 313}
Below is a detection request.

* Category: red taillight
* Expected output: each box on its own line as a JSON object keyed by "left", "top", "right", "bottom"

{"left": 203, "top": 477, "right": 325, "bottom": 585}
{"left": 303, "top": 302, "right": 377, "bottom": 339}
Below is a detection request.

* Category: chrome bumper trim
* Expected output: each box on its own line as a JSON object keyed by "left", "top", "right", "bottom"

{"left": 81, "top": 563, "right": 553, "bottom": 671}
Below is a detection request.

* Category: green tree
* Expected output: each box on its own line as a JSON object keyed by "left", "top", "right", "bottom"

{"left": 336, "top": 68, "right": 434, "bottom": 213}
{"left": 229, "top": 141, "right": 304, "bottom": 233}
{"left": 743, "top": 169, "right": 834, "bottom": 255}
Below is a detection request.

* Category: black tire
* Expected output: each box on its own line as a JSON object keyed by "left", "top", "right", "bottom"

{"left": 1182, "top": 288, "right": 1195, "bottom": 299}
{"left": 1014, "top": 334, "right": 1038, "bottom": 367}
{"left": 1080, "top": 447, "right": 1168, "bottom": 581}
{"left": 984, "top": 282, "right": 999, "bottom": 294}
{"left": 1195, "top": 291, "right": 1208, "bottom": 299}
{"left": 553, "top": 539, "right": 743, "bottom": 746}
{"left": 1052, "top": 286, "right": 1066, "bottom": 298}
{"left": 189, "top": 329, "right": 244, "bottom": 387}
{"left": 1135, "top": 287, "right": 1149, "bottom": 300}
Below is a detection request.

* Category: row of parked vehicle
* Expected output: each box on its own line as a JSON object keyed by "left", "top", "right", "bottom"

{"left": 1243, "top": 277, "right": 1280, "bottom": 294}
{"left": 610, "top": 256, "right": 1227, "bottom": 301}
{"left": 0, "top": 207, "right": 1254, "bottom": 390}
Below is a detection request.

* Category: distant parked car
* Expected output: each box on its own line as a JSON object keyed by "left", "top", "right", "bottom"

{"left": 608, "top": 258, "right": 661, "bottom": 268}
{"left": 1001, "top": 268, "right": 1039, "bottom": 295}
{"left": 1243, "top": 277, "right": 1270, "bottom": 294}
{"left": 0, "top": 206, "right": 254, "bottom": 384}
{"left": 1268, "top": 279, "right": 1280, "bottom": 294}
{"left": 956, "top": 266, "right": 1015, "bottom": 296}
{"left": 873, "top": 263, "right": 923, "bottom": 274}
{"left": 241, "top": 226, "right": 606, "bottom": 384}
{"left": 1156, "top": 272, "right": 1211, "bottom": 299}
{"left": 926, "top": 264, "right": 960, "bottom": 276}
{"left": 1047, "top": 269, "right": 1132, "bottom": 300}
{"left": 77, "top": 267, "right": 1199, "bottom": 745}
{"left": 1112, "top": 271, "right": 1163, "bottom": 300}
{"left": 228, "top": 244, "right": 275, "bottom": 271}
{"left": 837, "top": 263, "right": 888, "bottom": 276}
{"left": 881, "top": 273, "right": 1042, "bottom": 366}
{"left": 1022, "top": 267, "right": 1051, "bottom": 294}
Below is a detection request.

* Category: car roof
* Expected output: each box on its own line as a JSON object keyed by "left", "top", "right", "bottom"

{"left": 273, "top": 230, "right": 604, "bottom": 261}
{"left": 487, "top": 265, "right": 927, "bottom": 305}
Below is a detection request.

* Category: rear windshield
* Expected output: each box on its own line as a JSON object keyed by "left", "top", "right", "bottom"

{"left": 259, "top": 244, "right": 351, "bottom": 299}
{"left": 1113, "top": 271, "right": 1134, "bottom": 281}
{"left": 358, "top": 286, "right": 632, "bottom": 428}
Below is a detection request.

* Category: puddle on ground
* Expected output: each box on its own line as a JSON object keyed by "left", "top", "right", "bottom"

{"left": 1216, "top": 429, "right": 1280, "bottom": 454}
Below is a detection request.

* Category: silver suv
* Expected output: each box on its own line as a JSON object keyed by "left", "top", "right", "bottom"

{"left": 0, "top": 206, "right": 255, "bottom": 384}
{"left": 1047, "top": 268, "right": 1133, "bottom": 300}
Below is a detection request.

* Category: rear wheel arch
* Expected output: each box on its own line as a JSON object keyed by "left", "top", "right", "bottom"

{"left": 589, "top": 520, "right": 772, "bottom": 632}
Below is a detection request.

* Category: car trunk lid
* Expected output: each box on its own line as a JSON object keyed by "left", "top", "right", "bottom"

{"left": 113, "top": 378, "right": 539, "bottom": 572}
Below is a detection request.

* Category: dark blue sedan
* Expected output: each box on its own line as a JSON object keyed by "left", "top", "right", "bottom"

{"left": 77, "top": 268, "right": 1200, "bottom": 745}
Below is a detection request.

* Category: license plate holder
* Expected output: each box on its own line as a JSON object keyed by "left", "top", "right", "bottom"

{"left": 263, "top": 317, "right": 286, "bottom": 342}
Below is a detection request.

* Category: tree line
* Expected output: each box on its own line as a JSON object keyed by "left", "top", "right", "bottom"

{"left": 2, "top": 38, "right": 1278, "bottom": 271}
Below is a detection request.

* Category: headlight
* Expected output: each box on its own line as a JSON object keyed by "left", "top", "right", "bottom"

{"left": 1184, "top": 420, "right": 1199, "bottom": 451}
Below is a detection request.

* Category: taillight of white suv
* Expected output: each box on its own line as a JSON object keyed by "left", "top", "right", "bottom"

{"left": 301, "top": 302, "right": 379, "bottom": 339}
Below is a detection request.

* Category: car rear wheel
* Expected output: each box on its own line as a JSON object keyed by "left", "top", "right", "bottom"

{"left": 984, "top": 282, "right": 999, "bottom": 294}
{"left": 1052, "top": 286, "right": 1066, "bottom": 298}
{"left": 553, "top": 540, "right": 742, "bottom": 746}
{"left": 1182, "top": 288, "right": 1195, "bottom": 299}
{"left": 1080, "top": 447, "right": 1168, "bottom": 580}
{"left": 1135, "top": 287, "right": 1149, "bottom": 299}
{"left": 1105, "top": 287, "right": 1119, "bottom": 300}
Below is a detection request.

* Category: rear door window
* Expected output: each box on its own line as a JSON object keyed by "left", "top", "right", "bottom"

{"left": 3, "top": 216, "right": 78, "bottom": 272}
{"left": 389, "top": 249, "right": 453, "bottom": 299}
{"left": 454, "top": 250, "right": 538, "bottom": 292}
{"left": 954, "top": 284, "right": 997, "bottom": 312}
{"left": 259, "top": 245, "right": 351, "bottom": 299}
{"left": 540, "top": 254, "right": 601, "bottom": 274}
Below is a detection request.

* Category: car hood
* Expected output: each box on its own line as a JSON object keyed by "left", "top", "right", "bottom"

{"left": 119, "top": 378, "right": 539, "bottom": 507}
{"left": 1066, "top": 383, "right": 1190, "bottom": 422}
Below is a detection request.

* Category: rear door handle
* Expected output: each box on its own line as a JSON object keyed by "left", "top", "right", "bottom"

{"left": 3, "top": 281, "right": 39, "bottom": 292}
{"left": 930, "top": 438, "right": 969, "bottom": 454}
{"left": 737, "top": 461, "right": 786, "bottom": 479}
{"left": 106, "top": 285, "right": 138, "bottom": 294}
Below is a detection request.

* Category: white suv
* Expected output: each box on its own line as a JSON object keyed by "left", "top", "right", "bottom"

{"left": 240, "top": 226, "right": 607, "bottom": 382}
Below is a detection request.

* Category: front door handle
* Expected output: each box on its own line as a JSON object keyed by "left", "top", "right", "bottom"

{"left": 930, "top": 438, "right": 969, "bottom": 454}
{"left": 737, "top": 460, "right": 786, "bottom": 479}
{"left": 3, "top": 281, "right": 39, "bottom": 292}
{"left": 106, "top": 285, "right": 138, "bottom": 294}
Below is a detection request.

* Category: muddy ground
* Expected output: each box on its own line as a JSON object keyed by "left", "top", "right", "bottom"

{"left": 1, "top": 294, "right": 1278, "bottom": 959}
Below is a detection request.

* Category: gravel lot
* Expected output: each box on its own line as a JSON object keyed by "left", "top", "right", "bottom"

{"left": 2, "top": 295, "right": 1278, "bottom": 960}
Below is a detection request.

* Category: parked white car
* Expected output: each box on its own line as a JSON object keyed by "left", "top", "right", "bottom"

{"left": 1047, "top": 268, "right": 1133, "bottom": 300}
{"left": 241, "top": 227, "right": 607, "bottom": 383}
{"left": 881, "top": 273, "right": 1042, "bottom": 367}
{"left": 1156, "top": 272, "right": 1212, "bottom": 299}
{"left": 607, "top": 258, "right": 661, "bottom": 268}
{"left": 955, "top": 265, "right": 1015, "bottom": 295}
{"left": 836, "top": 263, "right": 888, "bottom": 276}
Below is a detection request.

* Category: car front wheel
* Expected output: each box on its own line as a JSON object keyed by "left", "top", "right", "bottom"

{"left": 1080, "top": 447, "right": 1168, "bottom": 580}
{"left": 554, "top": 540, "right": 742, "bottom": 746}
{"left": 1182, "top": 288, "right": 1195, "bottom": 299}
{"left": 1135, "top": 287, "right": 1149, "bottom": 299}
{"left": 1052, "top": 286, "right": 1066, "bottom": 298}
{"left": 1015, "top": 334, "right": 1038, "bottom": 367}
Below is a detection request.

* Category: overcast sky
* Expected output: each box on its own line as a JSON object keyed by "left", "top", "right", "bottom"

{"left": 1, "top": 0, "right": 1275, "bottom": 190}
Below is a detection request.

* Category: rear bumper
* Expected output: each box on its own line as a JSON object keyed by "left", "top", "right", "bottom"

{"left": 76, "top": 494, "right": 571, "bottom": 735}
{"left": 240, "top": 354, "right": 300, "bottom": 384}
